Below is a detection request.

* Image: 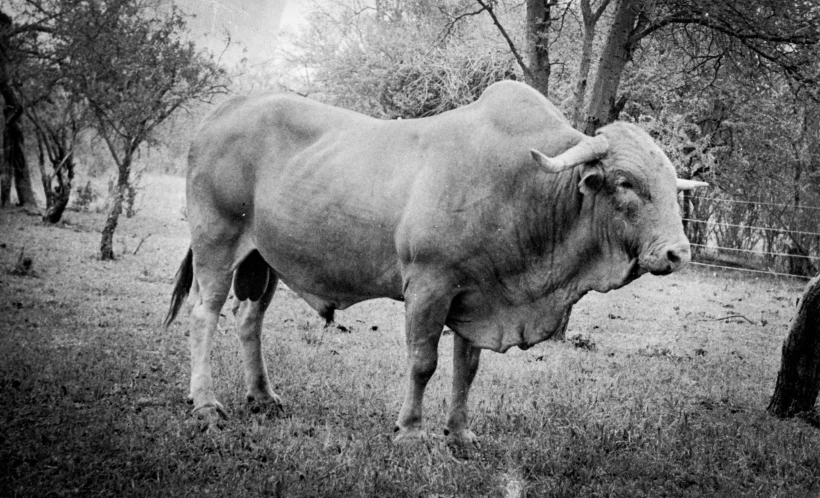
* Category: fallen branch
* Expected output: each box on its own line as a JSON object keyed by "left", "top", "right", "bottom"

{"left": 133, "top": 233, "right": 151, "bottom": 255}
{"left": 698, "top": 314, "right": 757, "bottom": 324}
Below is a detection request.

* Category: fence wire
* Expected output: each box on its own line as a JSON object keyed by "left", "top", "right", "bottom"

{"left": 689, "top": 243, "right": 820, "bottom": 262}
{"left": 685, "top": 195, "right": 820, "bottom": 211}
{"left": 689, "top": 261, "right": 809, "bottom": 279}
{"left": 682, "top": 218, "right": 820, "bottom": 238}
{"left": 680, "top": 195, "right": 820, "bottom": 280}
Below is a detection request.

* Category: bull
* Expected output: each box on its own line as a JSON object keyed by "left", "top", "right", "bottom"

{"left": 164, "top": 80, "right": 706, "bottom": 444}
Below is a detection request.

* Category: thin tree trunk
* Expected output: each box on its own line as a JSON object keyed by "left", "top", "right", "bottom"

{"left": 768, "top": 274, "right": 820, "bottom": 418}
{"left": 0, "top": 62, "right": 35, "bottom": 207}
{"left": 12, "top": 134, "right": 36, "bottom": 206}
{"left": 43, "top": 156, "right": 73, "bottom": 223}
{"left": 572, "top": 25, "right": 596, "bottom": 130}
{"left": 0, "top": 110, "right": 8, "bottom": 207}
{"left": 572, "top": 0, "right": 611, "bottom": 130}
{"left": 0, "top": 9, "right": 12, "bottom": 207}
{"left": 525, "top": 0, "right": 551, "bottom": 97}
{"left": 584, "top": 0, "right": 639, "bottom": 135}
{"left": 100, "top": 153, "right": 132, "bottom": 260}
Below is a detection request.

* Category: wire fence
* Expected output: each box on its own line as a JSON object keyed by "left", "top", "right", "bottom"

{"left": 681, "top": 195, "right": 820, "bottom": 281}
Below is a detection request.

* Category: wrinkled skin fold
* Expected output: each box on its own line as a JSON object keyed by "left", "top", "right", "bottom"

{"left": 164, "top": 81, "right": 698, "bottom": 443}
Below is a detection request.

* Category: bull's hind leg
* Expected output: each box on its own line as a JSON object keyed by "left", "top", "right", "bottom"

{"left": 231, "top": 251, "right": 283, "bottom": 415}
{"left": 187, "top": 260, "right": 233, "bottom": 421}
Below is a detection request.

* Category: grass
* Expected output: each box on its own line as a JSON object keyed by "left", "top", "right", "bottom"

{"left": 1, "top": 174, "right": 819, "bottom": 497}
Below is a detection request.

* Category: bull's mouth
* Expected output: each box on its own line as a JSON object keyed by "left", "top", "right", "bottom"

{"left": 636, "top": 258, "right": 674, "bottom": 276}
{"left": 626, "top": 258, "right": 647, "bottom": 281}
{"left": 637, "top": 253, "right": 682, "bottom": 276}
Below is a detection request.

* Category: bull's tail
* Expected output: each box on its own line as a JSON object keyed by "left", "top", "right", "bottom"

{"left": 164, "top": 247, "right": 194, "bottom": 328}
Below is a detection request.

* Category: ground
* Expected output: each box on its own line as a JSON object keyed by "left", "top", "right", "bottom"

{"left": 0, "top": 175, "right": 818, "bottom": 497}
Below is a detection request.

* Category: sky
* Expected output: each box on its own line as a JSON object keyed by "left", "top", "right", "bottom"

{"left": 177, "top": 0, "right": 309, "bottom": 64}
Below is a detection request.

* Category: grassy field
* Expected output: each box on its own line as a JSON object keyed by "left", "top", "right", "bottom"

{"left": 1, "top": 175, "right": 819, "bottom": 497}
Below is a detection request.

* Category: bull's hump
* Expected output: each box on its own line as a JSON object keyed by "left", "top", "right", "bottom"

{"left": 473, "top": 81, "right": 573, "bottom": 138}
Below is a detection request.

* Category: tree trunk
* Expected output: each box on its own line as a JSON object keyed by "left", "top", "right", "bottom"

{"left": 12, "top": 134, "right": 36, "bottom": 206}
{"left": 1, "top": 95, "right": 36, "bottom": 207}
{"left": 0, "top": 102, "right": 7, "bottom": 207}
{"left": 572, "top": 0, "right": 612, "bottom": 130}
{"left": 525, "top": 0, "right": 551, "bottom": 97}
{"left": 583, "top": 0, "right": 640, "bottom": 135}
{"left": 767, "top": 274, "right": 820, "bottom": 418}
{"left": 0, "top": 20, "right": 35, "bottom": 208}
{"left": 100, "top": 154, "right": 132, "bottom": 260}
{"left": 43, "top": 158, "right": 73, "bottom": 223}
{"left": 572, "top": 23, "right": 596, "bottom": 130}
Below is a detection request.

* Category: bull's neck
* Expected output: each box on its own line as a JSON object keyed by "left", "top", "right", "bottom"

{"left": 520, "top": 168, "right": 636, "bottom": 302}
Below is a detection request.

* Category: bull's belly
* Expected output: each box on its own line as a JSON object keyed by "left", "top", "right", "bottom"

{"left": 254, "top": 222, "right": 404, "bottom": 310}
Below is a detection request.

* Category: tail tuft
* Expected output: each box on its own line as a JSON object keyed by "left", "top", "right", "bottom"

{"left": 164, "top": 248, "right": 194, "bottom": 328}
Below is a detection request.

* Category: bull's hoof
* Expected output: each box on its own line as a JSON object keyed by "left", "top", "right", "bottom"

{"left": 191, "top": 402, "right": 228, "bottom": 431}
{"left": 444, "top": 428, "right": 480, "bottom": 447}
{"left": 246, "top": 393, "right": 285, "bottom": 418}
{"left": 444, "top": 428, "right": 481, "bottom": 459}
{"left": 393, "top": 426, "right": 430, "bottom": 444}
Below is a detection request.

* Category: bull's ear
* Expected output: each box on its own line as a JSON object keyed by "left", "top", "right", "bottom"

{"left": 579, "top": 165, "right": 604, "bottom": 195}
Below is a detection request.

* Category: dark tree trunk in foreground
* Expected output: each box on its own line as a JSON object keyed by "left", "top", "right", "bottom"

{"left": 768, "top": 274, "right": 820, "bottom": 418}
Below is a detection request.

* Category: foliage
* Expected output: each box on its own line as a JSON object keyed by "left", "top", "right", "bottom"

{"left": 50, "top": 0, "right": 227, "bottom": 259}
{"left": 280, "top": 0, "right": 518, "bottom": 118}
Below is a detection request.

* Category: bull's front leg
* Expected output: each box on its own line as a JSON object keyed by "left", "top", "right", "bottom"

{"left": 445, "top": 332, "right": 482, "bottom": 446}
{"left": 394, "top": 277, "right": 452, "bottom": 442}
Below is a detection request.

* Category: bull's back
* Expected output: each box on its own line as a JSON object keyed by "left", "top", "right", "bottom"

{"left": 187, "top": 94, "right": 447, "bottom": 303}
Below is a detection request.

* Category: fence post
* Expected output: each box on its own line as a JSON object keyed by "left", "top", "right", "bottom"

{"left": 767, "top": 274, "right": 820, "bottom": 418}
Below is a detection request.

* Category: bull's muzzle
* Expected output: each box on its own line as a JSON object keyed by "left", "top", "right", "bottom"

{"left": 640, "top": 241, "right": 691, "bottom": 275}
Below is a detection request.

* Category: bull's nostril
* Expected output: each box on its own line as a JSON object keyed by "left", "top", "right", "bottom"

{"left": 667, "top": 249, "right": 681, "bottom": 266}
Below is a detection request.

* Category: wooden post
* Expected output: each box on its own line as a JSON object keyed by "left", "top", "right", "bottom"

{"left": 767, "top": 274, "right": 820, "bottom": 418}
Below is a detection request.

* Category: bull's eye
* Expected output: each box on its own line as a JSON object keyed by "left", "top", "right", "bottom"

{"left": 618, "top": 179, "right": 633, "bottom": 190}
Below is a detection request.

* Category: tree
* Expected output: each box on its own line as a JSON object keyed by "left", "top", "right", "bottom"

{"left": 60, "top": 0, "right": 226, "bottom": 260}
{"left": 583, "top": 0, "right": 820, "bottom": 134}
{"left": 27, "top": 86, "right": 86, "bottom": 223}
{"left": 571, "top": 0, "right": 612, "bottom": 128}
{"left": 470, "top": 0, "right": 569, "bottom": 97}
{"left": 768, "top": 274, "right": 820, "bottom": 419}
{"left": 11, "top": 3, "right": 90, "bottom": 223}
{"left": 281, "top": 0, "right": 516, "bottom": 118}
{"left": 0, "top": 8, "right": 38, "bottom": 207}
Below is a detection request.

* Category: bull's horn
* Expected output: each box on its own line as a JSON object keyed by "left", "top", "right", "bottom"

{"left": 676, "top": 179, "right": 709, "bottom": 191}
{"left": 531, "top": 134, "right": 610, "bottom": 174}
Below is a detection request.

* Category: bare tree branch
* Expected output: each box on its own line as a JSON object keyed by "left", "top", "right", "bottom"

{"left": 475, "top": 0, "right": 533, "bottom": 82}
